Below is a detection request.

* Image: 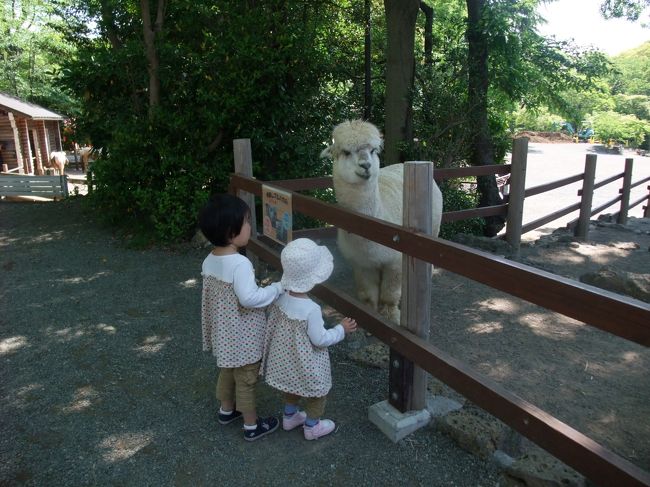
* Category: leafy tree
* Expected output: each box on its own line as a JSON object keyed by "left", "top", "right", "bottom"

{"left": 591, "top": 110, "right": 650, "bottom": 145}
{"left": 59, "top": 0, "right": 366, "bottom": 242}
{"left": 600, "top": 0, "right": 650, "bottom": 23}
{"left": 610, "top": 41, "right": 650, "bottom": 96}
{"left": 0, "top": 0, "right": 76, "bottom": 113}
{"left": 509, "top": 106, "right": 564, "bottom": 132}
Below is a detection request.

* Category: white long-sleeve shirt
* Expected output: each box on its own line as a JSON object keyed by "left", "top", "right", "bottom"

{"left": 202, "top": 252, "right": 281, "bottom": 307}
{"left": 273, "top": 292, "right": 344, "bottom": 347}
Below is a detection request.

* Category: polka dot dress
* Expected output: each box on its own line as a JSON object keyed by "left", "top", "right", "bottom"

{"left": 202, "top": 275, "right": 267, "bottom": 368}
{"left": 261, "top": 304, "right": 332, "bottom": 398}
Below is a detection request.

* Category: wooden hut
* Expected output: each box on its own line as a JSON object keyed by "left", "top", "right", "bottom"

{"left": 0, "top": 92, "right": 65, "bottom": 175}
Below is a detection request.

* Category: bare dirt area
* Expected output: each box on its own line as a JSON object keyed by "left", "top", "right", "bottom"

{"left": 514, "top": 131, "right": 574, "bottom": 143}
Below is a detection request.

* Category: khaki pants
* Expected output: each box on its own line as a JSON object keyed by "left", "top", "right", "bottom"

{"left": 284, "top": 392, "right": 327, "bottom": 419}
{"left": 215, "top": 362, "right": 260, "bottom": 414}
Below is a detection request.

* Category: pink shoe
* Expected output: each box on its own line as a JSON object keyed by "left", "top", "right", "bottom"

{"left": 283, "top": 411, "right": 307, "bottom": 431}
{"left": 303, "top": 419, "right": 335, "bottom": 440}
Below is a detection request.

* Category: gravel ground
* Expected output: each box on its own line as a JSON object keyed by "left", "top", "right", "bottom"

{"left": 0, "top": 199, "right": 501, "bottom": 487}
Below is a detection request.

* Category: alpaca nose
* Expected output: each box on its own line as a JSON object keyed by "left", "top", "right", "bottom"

{"left": 359, "top": 161, "right": 371, "bottom": 171}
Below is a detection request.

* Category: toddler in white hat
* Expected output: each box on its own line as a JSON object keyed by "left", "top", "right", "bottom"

{"left": 260, "top": 238, "right": 358, "bottom": 440}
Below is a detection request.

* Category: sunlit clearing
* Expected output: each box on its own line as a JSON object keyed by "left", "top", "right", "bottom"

{"left": 596, "top": 411, "right": 617, "bottom": 425}
{"left": 99, "top": 432, "right": 153, "bottom": 462}
{"left": 97, "top": 324, "right": 117, "bottom": 334}
{"left": 571, "top": 242, "right": 632, "bottom": 265}
{"left": 0, "top": 335, "right": 28, "bottom": 354}
{"left": 468, "top": 322, "right": 503, "bottom": 334}
{"left": 0, "top": 236, "right": 20, "bottom": 247}
{"left": 51, "top": 327, "right": 87, "bottom": 341}
{"left": 477, "top": 298, "right": 518, "bottom": 313}
{"left": 519, "top": 313, "right": 578, "bottom": 339}
{"left": 57, "top": 271, "right": 110, "bottom": 284}
{"left": 62, "top": 386, "right": 98, "bottom": 413}
{"left": 31, "top": 230, "right": 64, "bottom": 243}
{"left": 478, "top": 361, "right": 512, "bottom": 381}
{"left": 135, "top": 335, "right": 170, "bottom": 354}
{"left": 621, "top": 351, "right": 641, "bottom": 364}
{"left": 180, "top": 278, "right": 198, "bottom": 289}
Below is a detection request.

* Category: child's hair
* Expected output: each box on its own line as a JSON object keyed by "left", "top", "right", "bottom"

{"left": 199, "top": 194, "right": 250, "bottom": 246}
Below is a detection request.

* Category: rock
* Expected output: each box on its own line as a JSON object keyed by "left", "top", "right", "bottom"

{"left": 500, "top": 450, "right": 585, "bottom": 487}
{"left": 191, "top": 229, "right": 211, "bottom": 248}
{"left": 349, "top": 342, "right": 388, "bottom": 368}
{"left": 435, "top": 408, "right": 505, "bottom": 459}
{"left": 451, "top": 233, "right": 514, "bottom": 256}
{"left": 580, "top": 265, "right": 650, "bottom": 302}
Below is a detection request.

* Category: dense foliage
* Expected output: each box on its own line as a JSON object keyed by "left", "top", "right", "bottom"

{"left": 0, "top": 0, "right": 77, "bottom": 113}
{"left": 5, "top": 0, "right": 647, "bottom": 242}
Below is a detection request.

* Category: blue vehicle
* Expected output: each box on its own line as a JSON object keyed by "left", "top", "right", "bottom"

{"left": 578, "top": 127, "right": 594, "bottom": 142}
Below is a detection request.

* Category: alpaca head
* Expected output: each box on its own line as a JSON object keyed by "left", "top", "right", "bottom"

{"left": 321, "top": 120, "right": 383, "bottom": 185}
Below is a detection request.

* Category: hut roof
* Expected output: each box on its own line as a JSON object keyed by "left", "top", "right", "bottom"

{"left": 0, "top": 92, "right": 65, "bottom": 121}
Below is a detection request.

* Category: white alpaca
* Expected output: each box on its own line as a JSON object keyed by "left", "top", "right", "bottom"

{"left": 321, "top": 120, "right": 443, "bottom": 323}
{"left": 48, "top": 151, "right": 67, "bottom": 175}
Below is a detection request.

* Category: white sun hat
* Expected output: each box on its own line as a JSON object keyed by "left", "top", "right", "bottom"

{"left": 280, "top": 238, "right": 334, "bottom": 293}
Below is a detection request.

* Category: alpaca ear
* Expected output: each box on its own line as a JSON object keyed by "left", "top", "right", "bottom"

{"left": 320, "top": 145, "right": 333, "bottom": 159}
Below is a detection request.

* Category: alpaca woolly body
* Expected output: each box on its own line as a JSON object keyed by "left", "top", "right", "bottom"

{"left": 48, "top": 151, "right": 67, "bottom": 175}
{"left": 322, "top": 120, "right": 443, "bottom": 323}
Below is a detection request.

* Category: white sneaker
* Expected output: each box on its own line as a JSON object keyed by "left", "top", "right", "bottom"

{"left": 283, "top": 411, "right": 307, "bottom": 431}
{"left": 303, "top": 419, "right": 335, "bottom": 440}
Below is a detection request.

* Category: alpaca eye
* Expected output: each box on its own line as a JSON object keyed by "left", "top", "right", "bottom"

{"left": 342, "top": 150, "right": 351, "bottom": 157}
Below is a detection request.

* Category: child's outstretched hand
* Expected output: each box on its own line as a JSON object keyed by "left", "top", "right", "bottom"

{"left": 341, "top": 317, "right": 358, "bottom": 334}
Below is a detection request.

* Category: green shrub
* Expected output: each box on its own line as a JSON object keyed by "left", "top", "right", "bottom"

{"left": 439, "top": 181, "right": 485, "bottom": 239}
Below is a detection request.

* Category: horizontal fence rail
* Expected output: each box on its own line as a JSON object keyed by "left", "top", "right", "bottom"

{"left": 232, "top": 173, "right": 650, "bottom": 347}
{"left": 524, "top": 173, "right": 584, "bottom": 198}
{"left": 244, "top": 218, "right": 650, "bottom": 487}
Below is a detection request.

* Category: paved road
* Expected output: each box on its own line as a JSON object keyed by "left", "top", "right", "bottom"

{"left": 511, "top": 142, "right": 650, "bottom": 239}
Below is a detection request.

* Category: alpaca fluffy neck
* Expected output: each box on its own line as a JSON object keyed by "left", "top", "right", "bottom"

{"left": 333, "top": 175, "right": 384, "bottom": 218}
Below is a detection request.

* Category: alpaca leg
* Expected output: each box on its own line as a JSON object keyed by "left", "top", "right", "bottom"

{"left": 352, "top": 266, "right": 380, "bottom": 312}
{"left": 378, "top": 264, "right": 402, "bottom": 324}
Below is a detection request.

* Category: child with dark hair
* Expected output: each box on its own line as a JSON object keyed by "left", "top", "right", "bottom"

{"left": 199, "top": 194, "right": 281, "bottom": 441}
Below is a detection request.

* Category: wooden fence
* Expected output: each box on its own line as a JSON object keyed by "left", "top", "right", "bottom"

{"left": 229, "top": 137, "right": 650, "bottom": 486}
{"left": 0, "top": 173, "right": 69, "bottom": 199}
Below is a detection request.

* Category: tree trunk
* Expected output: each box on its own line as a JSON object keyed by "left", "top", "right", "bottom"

{"left": 383, "top": 0, "right": 419, "bottom": 166}
{"left": 466, "top": 0, "right": 504, "bottom": 236}
{"left": 364, "top": 0, "right": 372, "bottom": 120}
{"left": 140, "top": 0, "right": 166, "bottom": 117}
{"left": 420, "top": 2, "right": 433, "bottom": 67}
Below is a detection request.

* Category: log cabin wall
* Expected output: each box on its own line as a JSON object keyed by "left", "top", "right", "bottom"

{"left": 0, "top": 92, "right": 65, "bottom": 175}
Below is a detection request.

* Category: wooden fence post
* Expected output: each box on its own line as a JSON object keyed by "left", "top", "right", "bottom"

{"left": 233, "top": 139, "right": 259, "bottom": 267}
{"left": 389, "top": 161, "right": 433, "bottom": 412}
{"left": 617, "top": 158, "right": 633, "bottom": 225}
{"left": 645, "top": 185, "right": 650, "bottom": 218}
{"left": 233, "top": 139, "right": 258, "bottom": 233}
{"left": 575, "top": 154, "right": 597, "bottom": 239}
{"left": 505, "top": 137, "right": 528, "bottom": 255}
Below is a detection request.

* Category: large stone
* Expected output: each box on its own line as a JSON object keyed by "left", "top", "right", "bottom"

{"left": 500, "top": 450, "right": 585, "bottom": 487}
{"left": 580, "top": 265, "right": 650, "bottom": 303}
{"left": 435, "top": 408, "right": 505, "bottom": 459}
{"left": 349, "top": 342, "right": 389, "bottom": 368}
